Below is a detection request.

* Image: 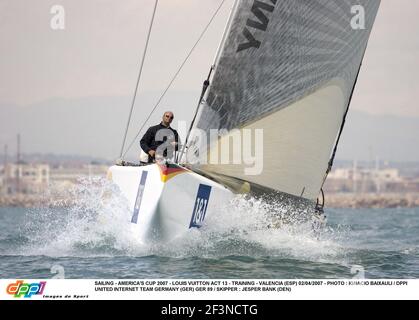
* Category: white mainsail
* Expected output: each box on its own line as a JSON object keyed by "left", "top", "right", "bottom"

{"left": 187, "top": 0, "right": 381, "bottom": 201}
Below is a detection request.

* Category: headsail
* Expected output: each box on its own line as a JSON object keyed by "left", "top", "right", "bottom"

{"left": 187, "top": 0, "right": 381, "bottom": 201}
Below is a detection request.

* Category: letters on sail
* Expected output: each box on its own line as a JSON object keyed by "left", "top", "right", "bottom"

{"left": 237, "top": 0, "right": 278, "bottom": 52}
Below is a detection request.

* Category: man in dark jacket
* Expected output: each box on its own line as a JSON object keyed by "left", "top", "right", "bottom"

{"left": 140, "top": 111, "right": 180, "bottom": 163}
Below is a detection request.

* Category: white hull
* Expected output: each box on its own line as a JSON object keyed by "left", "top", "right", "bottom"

{"left": 107, "top": 163, "right": 234, "bottom": 243}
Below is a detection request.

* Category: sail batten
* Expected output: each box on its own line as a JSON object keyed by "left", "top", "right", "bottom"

{"left": 188, "top": 0, "right": 380, "bottom": 200}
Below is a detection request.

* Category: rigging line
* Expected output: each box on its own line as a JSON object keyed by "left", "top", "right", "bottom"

{"left": 122, "top": 0, "right": 228, "bottom": 159}
{"left": 319, "top": 49, "right": 367, "bottom": 190}
{"left": 119, "top": 0, "right": 159, "bottom": 159}
{"left": 177, "top": 66, "right": 214, "bottom": 163}
{"left": 178, "top": 0, "right": 239, "bottom": 164}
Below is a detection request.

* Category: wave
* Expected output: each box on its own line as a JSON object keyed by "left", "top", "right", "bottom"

{"left": 8, "top": 177, "right": 349, "bottom": 266}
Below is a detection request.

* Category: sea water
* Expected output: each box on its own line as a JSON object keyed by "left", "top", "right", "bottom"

{"left": 0, "top": 179, "right": 418, "bottom": 279}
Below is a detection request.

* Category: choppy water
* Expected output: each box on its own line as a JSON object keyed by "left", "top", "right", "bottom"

{"left": 0, "top": 179, "right": 418, "bottom": 279}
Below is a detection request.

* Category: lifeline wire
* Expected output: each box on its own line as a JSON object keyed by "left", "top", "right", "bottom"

{"left": 122, "top": 0, "right": 228, "bottom": 159}
{"left": 120, "top": 0, "right": 159, "bottom": 159}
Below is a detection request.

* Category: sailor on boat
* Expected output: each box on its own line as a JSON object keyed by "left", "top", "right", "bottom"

{"left": 140, "top": 111, "right": 180, "bottom": 163}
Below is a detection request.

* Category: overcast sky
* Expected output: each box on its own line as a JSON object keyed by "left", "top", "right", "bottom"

{"left": 0, "top": 0, "right": 232, "bottom": 105}
{"left": 0, "top": 0, "right": 418, "bottom": 160}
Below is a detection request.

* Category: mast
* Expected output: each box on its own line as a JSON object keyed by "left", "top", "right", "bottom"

{"left": 179, "top": 0, "right": 239, "bottom": 163}
{"left": 17, "top": 133, "right": 21, "bottom": 164}
{"left": 3, "top": 144, "right": 7, "bottom": 168}
{"left": 3, "top": 144, "right": 7, "bottom": 194}
{"left": 211, "top": 0, "right": 240, "bottom": 74}
{"left": 16, "top": 134, "right": 21, "bottom": 194}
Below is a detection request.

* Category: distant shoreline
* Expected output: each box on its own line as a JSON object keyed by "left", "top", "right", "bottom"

{"left": 0, "top": 195, "right": 76, "bottom": 209}
{"left": 1, "top": 193, "right": 419, "bottom": 209}
{"left": 325, "top": 193, "right": 419, "bottom": 209}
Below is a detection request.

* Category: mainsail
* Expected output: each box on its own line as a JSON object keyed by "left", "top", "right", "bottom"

{"left": 187, "top": 0, "right": 381, "bottom": 201}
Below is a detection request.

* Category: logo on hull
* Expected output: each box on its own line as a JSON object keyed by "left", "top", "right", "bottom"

{"left": 189, "top": 184, "right": 212, "bottom": 228}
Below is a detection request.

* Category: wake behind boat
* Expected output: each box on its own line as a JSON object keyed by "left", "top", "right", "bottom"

{"left": 108, "top": 0, "right": 381, "bottom": 243}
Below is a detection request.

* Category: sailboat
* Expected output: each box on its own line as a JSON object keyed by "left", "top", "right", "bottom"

{"left": 108, "top": 0, "right": 381, "bottom": 243}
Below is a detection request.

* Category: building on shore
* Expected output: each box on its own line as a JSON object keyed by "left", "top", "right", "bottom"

{"left": 324, "top": 167, "right": 419, "bottom": 194}
{"left": 0, "top": 163, "right": 50, "bottom": 195}
{"left": 0, "top": 162, "right": 110, "bottom": 196}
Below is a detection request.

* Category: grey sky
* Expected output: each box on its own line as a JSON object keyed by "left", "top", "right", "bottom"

{"left": 0, "top": 0, "right": 232, "bottom": 105}
{"left": 352, "top": 0, "right": 419, "bottom": 117}
{"left": 1, "top": 0, "right": 419, "bottom": 115}
{"left": 0, "top": 0, "right": 418, "bottom": 160}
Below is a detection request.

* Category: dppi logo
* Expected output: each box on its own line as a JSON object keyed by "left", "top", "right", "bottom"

{"left": 6, "top": 280, "right": 46, "bottom": 298}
